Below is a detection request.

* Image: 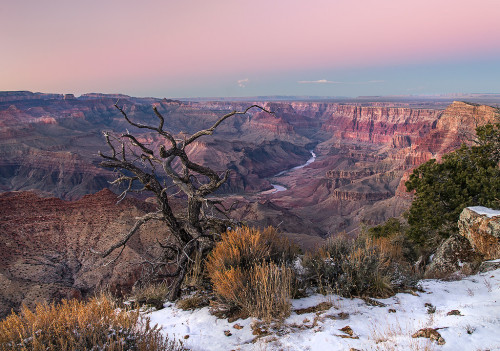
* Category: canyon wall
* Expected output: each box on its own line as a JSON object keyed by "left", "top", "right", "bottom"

{"left": 0, "top": 92, "right": 498, "bottom": 316}
{"left": 0, "top": 189, "right": 166, "bottom": 318}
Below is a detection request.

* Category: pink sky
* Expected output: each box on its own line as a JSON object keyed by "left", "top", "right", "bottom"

{"left": 1, "top": 0, "right": 500, "bottom": 97}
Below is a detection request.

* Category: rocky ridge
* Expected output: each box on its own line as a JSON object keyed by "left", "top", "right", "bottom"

{"left": 0, "top": 189, "right": 165, "bottom": 318}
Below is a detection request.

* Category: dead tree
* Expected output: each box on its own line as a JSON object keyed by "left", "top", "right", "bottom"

{"left": 92, "top": 103, "right": 271, "bottom": 300}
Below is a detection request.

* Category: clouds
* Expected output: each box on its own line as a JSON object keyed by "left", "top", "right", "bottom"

{"left": 237, "top": 78, "right": 249, "bottom": 88}
{"left": 298, "top": 79, "right": 384, "bottom": 85}
{"left": 298, "top": 79, "right": 341, "bottom": 84}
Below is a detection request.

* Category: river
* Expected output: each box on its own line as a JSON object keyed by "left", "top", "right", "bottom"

{"left": 271, "top": 150, "right": 316, "bottom": 193}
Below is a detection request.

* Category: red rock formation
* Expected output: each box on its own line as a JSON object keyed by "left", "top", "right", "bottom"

{"left": 322, "top": 105, "right": 442, "bottom": 144}
{"left": 414, "top": 101, "right": 499, "bottom": 156}
{"left": 0, "top": 189, "right": 165, "bottom": 318}
{"left": 326, "top": 169, "right": 375, "bottom": 180}
{"left": 331, "top": 189, "right": 393, "bottom": 202}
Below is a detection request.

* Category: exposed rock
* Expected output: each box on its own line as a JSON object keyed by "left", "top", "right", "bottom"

{"left": 0, "top": 93, "right": 497, "bottom": 250}
{"left": 325, "top": 169, "right": 374, "bottom": 180}
{"left": 424, "top": 235, "right": 481, "bottom": 278}
{"left": 322, "top": 105, "right": 441, "bottom": 144}
{"left": 392, "top": 134, "right": 412, "bottom": 148}
{"left": 294, "top": 302, "right": 332, "bottom": 315}
{"left": 479, "top": 259, "right": 500, "bottom": 272}
{"left": 0, "top": 91, "right": 63, "bottom": 103}
{"left": 458, "top": 207, "right": 500, "bottom": 260}
{"left": 0, "top": 189, "right": 166, "bottom": 319}
{"left": 331, "top": 189, "right": 393, "bottom": 202}
{"left": 447, "top": 309, "right": 462, "bottom": 316}
{"left": 415, "top": 101, "right": 498, "bottom": 157}
{"left": 411, "top": 328, "right": 446, "bottom": 345}
{"left": 363, "top": 297, "right": 387, "bottom": 307}
{"left": 339, "top": 325, "right": 355, "bottom": 337}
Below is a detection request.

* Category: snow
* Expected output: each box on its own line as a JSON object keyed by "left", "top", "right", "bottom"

{"left": 148, "top": 267, "right": 500, "bottom": 350}
{"left": 468, "top": 206, "right": 500, "bottom": 218}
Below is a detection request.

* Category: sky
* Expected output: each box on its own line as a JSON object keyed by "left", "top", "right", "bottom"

{"left": 1, "top": 0, "right": 500, "bottom": 98}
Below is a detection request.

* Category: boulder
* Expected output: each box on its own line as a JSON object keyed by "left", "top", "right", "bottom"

{"left": 424, "top": 235, "right": 480, "bottom": 278}
{"left": 458, "top": 207, "right": 500, "bottom": 260}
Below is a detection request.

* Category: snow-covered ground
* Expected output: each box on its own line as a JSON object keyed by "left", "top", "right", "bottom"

{"left": 148, "top": 266, "right": 500, "bottom": 350}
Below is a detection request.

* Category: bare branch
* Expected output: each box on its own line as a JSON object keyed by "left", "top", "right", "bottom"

{"left": 122, "top": 134, "right": 154, "bottom": 156}
{"left": 152, "top": 106, "right": 177, "bottom": 146}
{"left": 184, "top": 105, "right": 273, "bottom": 146}
{"left": 97, "top": 103, "right": 269, "bottom": 301}
{"left": 90, "top": 211, "right": 163, "bottom": 258}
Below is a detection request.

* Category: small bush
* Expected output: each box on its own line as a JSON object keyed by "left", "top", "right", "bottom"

{"left": 244, "top": 262, "right": 292, "bottom": 321}
{"left": 207, "top": 226, "right": 297, "bottom": 274}
{"left": 131, "top": 282, "right": 170, "bottom": 310}
{"left": 303, "top": 233, "right": 418, "bottom": 298}
{"left": 368, "top": 217, "right": 405, "bottom": 239}
{"left": 176, "top": 294, "right": 209, "bottom": 311}
{"left": 206, "top": 226, "right": 297, "bottom": 321}
{"left": 0, "top": 294, "right": 186, "bottom": 351}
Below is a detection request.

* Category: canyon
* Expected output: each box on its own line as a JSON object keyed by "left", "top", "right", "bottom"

{"left": 0, "top": 91, "right": 498, "bottom": 317}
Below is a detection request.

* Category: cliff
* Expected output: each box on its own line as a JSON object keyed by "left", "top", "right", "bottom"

{"left": 0, "top": 92, "right": 497, "bottom": 242}
{"left": 0, "top": 189, "right": 165, "bottom": 318}
{"left": 322, "top": 105, "right": 442, "bottom": 144}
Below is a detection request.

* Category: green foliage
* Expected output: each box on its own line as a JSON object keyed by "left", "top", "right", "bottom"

{"left": 368, "top": 217, "right": 405, "bottom": 238}
{"left": 405, "top": 121, "right": 500, "bottom": 246}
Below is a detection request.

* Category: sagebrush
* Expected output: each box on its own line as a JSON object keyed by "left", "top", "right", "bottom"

{"left": 0, "top": 294, "right": 186, "bottom": 351}
{"left": 206, "top": 226, "right": 297, "bottom": 321}
{"left": 302, "top": 233, "right": 418, "bottom": 298}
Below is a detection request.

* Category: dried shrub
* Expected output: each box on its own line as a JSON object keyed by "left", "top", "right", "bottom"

{"left": 206, "top": 226, "right": 297, "bottom": 321}
{"left": 245, "top": 262, "right": 292, "bottom": 321}
{"left": 183, "top": 250, "right": 208, "bottom": 290}
{"left": 176, "top": 294, "right": 209, "bottom": 311}
{"left": 0, "top": 294, "right": 187, "bottom": 351}
{"left": 207, "top": 226, "right": 298, "bottom": 274}
{"left": 130, "top": 282, "right": 170, "bottom": 310}
{"left": 303, "top": 233, "right": 418, "bottom": 298}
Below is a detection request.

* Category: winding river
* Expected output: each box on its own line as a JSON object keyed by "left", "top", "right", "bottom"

{"left": 271, "top": 150, "right": 316, "bottom": 193}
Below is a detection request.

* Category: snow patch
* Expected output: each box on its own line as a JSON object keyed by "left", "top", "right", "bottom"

{"left": 468, "top": 206, "right": 500, "bottom": 218}
{"left": 148, "top": 268, "right": 500, "bottom": 350}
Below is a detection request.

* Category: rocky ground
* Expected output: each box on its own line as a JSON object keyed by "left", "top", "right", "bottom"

{"left": 148, "top": 262, "right": 500, "bottom": 351}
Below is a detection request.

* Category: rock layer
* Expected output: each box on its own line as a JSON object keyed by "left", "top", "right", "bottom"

{"left": 0, "top": 189, "right": 166, "bottom": 318}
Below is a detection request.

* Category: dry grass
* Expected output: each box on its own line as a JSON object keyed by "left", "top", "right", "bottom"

{"left": 207, "top": 226, "right": 298, "bottom": 274}
{"left": 207, "top": 227, "right": 297, "bottom": 321}
{"left": 130, "top": 282, "right": 170, "bottom": 310}
{"left": 369, "top": 319, "right": 437, "bottom": 351}
{"left": 209, "top": 262, "right": 293, "bottom": 321}
{"left": 302, "top": 233, "right": 418, "bottom": 298}
{"left": 245, "top": 262, "right": 292, "bottom": 321}
{"left": 176, "top": 295, "right": 208, "bottom": 311}
{"left": 0, "top": 294, "right": 187, "bottom": 351}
